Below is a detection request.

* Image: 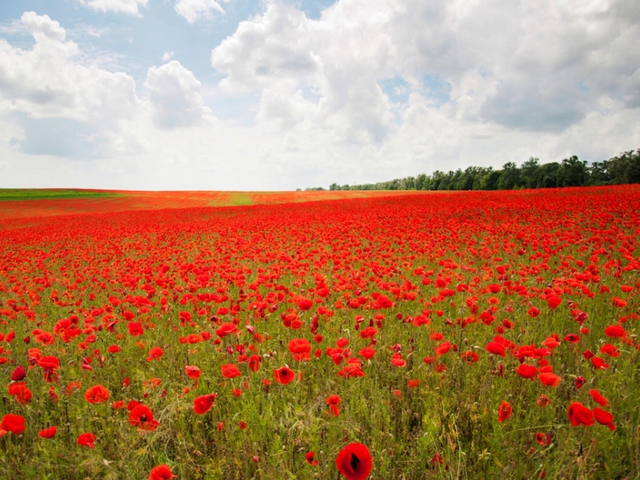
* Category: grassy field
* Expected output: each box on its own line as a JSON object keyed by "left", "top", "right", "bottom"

{"left": 0, "top": 186, "right": 638, "bottom": 479}
{"left": 0, "top": 189, "right": 120, "bottom": 201}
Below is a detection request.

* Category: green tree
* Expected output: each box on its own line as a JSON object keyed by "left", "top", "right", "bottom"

{"left": 520, "top": 157, "right": 540, "bottom": 189}
{"left": 558, "top": 155, "right": 588, "bottom": 187}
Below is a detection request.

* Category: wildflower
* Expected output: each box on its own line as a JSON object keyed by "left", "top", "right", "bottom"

{"left": 273, "top": 366, "right": 295, "bottom": 385}
{"left": 326, "top": 395, "right": 341, "bottom": 416}
{"left": 498, "top": 401, "right": 512, "bottom": 422}
{"left": 77, "top": 432, "right": 96, "bottom": 448}
{"left": 128, "top": 404, "right": 159, "bottom": 431}
{"left": 588, "top": 389, "right": 608, "bottom": 407}
{"left": 568, "top": 402, "right": 594, "bottom": 427}
{"left": 0, "top": 414, "right": 25, "bottom": 436}
{"left": 38, "top": 426, "right": 57, "bottom": 439}
{"left": 305, "top": 451, "right": 319, "bottom": 466}
{"left": 336, "top": 443, "right": 373, "bottom": 480}
{"left": 84, "top": 384, "right": 110, "bottom": 404}
{"left": 147, "top": 347, "right": 164, "bottom": 361}
{"left": 149, "top": 464, "right": 176, "bottom": 480}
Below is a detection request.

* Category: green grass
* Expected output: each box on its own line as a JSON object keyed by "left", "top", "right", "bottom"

{"left": 228, "top": 193, "right": 254, "bottom": 206}
{"left": 0, "top": 189, "right": 119, "bottom": 201}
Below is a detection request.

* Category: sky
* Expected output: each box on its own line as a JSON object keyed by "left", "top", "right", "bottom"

{"left": 0, "top": 0, "right": 639, "bottom": 191}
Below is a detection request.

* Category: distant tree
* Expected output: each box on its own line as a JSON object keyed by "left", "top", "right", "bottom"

{"left": 328, "top": 148, "right": 638, "bottom": 192}
{"left": 415, "top": 173, "right": 427, "bottom": 190}
{"left": 520, "top": 157, "right": 540, "bottom": 189}
{"left": 558, "top": 155, "right": 588, "bottom": 187}
{"left": 497, "top": 162, "right": 520, "bottom": 190}
{"left": 608, "top": 149, "right": 640, "bottom": 184}
{"left": 479, "top": 168, "right": 501, "bottom": 190}
{"left": 588, "top": 160, "right": 611, "bottom": 185}
{"left": 536, "top": 162, "right": 560, "bottom": 188}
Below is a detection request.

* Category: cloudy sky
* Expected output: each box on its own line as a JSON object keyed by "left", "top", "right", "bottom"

{"left": 0, "top": 0, "right": 638, "bottom": 190}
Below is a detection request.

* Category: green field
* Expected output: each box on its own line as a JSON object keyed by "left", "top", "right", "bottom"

{"left": 0, "top": 189, "right": 119, "bottom": 201}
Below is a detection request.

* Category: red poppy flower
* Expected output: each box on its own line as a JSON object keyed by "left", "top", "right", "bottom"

{"left": 149, "top": 464, "right": 176, "bottom": 480}
{"left": 600, "top": 343, "right": 620, "bottom": 357}
{"left": 498, "top": 401, "right": 512, "bottom": 422}
{"left": 535, "top": 432, "right": 550, "bottom": 446}
{"left": 194, "top": 393, "right": 217, "bottom": 415}
{"left": 215, "top": 322, "right": 237, "bottom": 338}
{"left": 185, "top": 365, "right": 201, "bottom": 379}
{"left": 391, "top": 353, "right": 407, "bottom": 367}
{"left": 336, "top": 442, "right": 373, "bottom": 480}
{"left": 538, "top": 372, "right": 561, "bottom": 388}
{"left": 515, "top": 364, "right": 537, "bottom": 379}
{"left": 221, "top": 363, "right": 242, "bottom": 379}
{"left": 127, "top": 322, "right": 144, "bottom": 336}
{"left": 604, "top": 325, "right": 625, "bottom": 338}
{"left": 359, "top": 327, "right": 378, "bottom": 339}
{"left": 0, "top": 414, "right": 26, "bottom": 436}
{"left": 588, "top": 389, "right": 608, "bottom": 407}
{"left": 407, "top": 379, "right": 421, "bottom": 389}
{"left": 11, "top": 365, "right": 26, "bottom": 381}
{"left": 574, "top": 376, "right": 586, "bottom": 390}
{"left": 590, "top": 356, "right": 609, "bottom": 370}
{"left": 288, "top": 338, "right": 312, "bottom": 361}
{"left": 84, "top": 384, "right": 110, "bottom": 404}
{"left": 592, "top": 407, "right": 616, "bottom": 431}
{"left": 38, "top": 426, "right": 57, "bottom": 439}
{"left": 359, "top": 348, "right": 376, "bottom": 360}
{"left": 326, "top": 394, "right": 341, "bottom": 416}
{"left": 568, "top": 402, "right": 594, "bottom": 427}
{"left": 8, "top": 381, "right": 32, "bottom": 405}
{"left": 546, "top": 294, "right": 561, "bottom": 309}
{"left": 77, "top": 432, "right": 96, "bottom": 448}
{"left": 486, "top": 341, "right": 506, "bottom": 357}
{"left": 537, "top": 394, "right": 550, "bottom": 407}
{"left": 297, "top": 297, "right": 313, "bottom": 311}
{"left": 128, "top": 404, "right": 160, "bottom": 431}
{"left": 147, "top": 347, "right": 164, "bottom": 361}
{"left": 273, "top": 366, "right": 295, "bottom": 385}
{"left": 248, "top": 354, "right": 261, "bottom": 372}
{"left": 305, "top": 451, "right": 319, "bottom": 466}
{"left": 564, "top": 333, "right": 581, "bottom": 343}
{"left": 107, "top": 345, "right": 122, "bottom": 353}
{"left": 435, "top": 341, "right": 451, "bottom": 357}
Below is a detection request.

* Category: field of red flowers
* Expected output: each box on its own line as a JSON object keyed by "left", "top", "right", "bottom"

{"left": 0, "top": 186, "right": 639, "bottom": 479}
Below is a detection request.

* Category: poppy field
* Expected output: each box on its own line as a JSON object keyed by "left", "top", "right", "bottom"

{"left": 0, "top": 186, "right": 639, "bottom": 479}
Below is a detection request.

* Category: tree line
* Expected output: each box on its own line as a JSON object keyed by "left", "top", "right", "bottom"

{"left": 319, "top": 149, "right": 640, "bottom": 191}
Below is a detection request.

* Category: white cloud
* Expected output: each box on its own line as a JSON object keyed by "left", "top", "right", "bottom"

{"left": 211, "top": 0, "right": 640, "bottom": 139}
{"left": 78, "top": 0, "right": 149, "bottom": 16}
{"left": 162, "top": 51, "right": 175, "bottom": 62}
{"left": 212, "top": 2, "right": 396, "bottom": 143}
{"left": 144, "top": 61, "right": 213, "bottom": 129}
{"left": 175, "top": 0, "right": 224, "bottom": 23}
{"left": 0, "top": 12, "right": 141, "bottom": 158}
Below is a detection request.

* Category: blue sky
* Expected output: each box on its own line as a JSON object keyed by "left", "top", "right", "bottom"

{"left": 0, "top": 0, "right": 638, "bottom": 190}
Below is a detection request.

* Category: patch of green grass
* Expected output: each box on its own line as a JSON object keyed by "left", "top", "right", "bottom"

{"left": 0, "top": 189, "right": 119, "bottom": 201}
{"left": 228, "top": 193, "right": 254, "bottom": 206}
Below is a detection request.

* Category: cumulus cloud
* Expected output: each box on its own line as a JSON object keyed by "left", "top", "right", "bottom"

{"left": 78, "top": 0, "right": 149, "bottom": 16}
{"left": 212, "top": 2, "right": 396, "bottom": 143}
{"left": 175, "top": 0, "right": 225, "bottom": 23}
{"left": 212, "top": 0, "right": 640, "bottom": 143}
{"left": 145, "top": 61, "right": 213, "bottom": 129}
{"left": 0, "top": 12, "right": 141, "bottom": 158}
